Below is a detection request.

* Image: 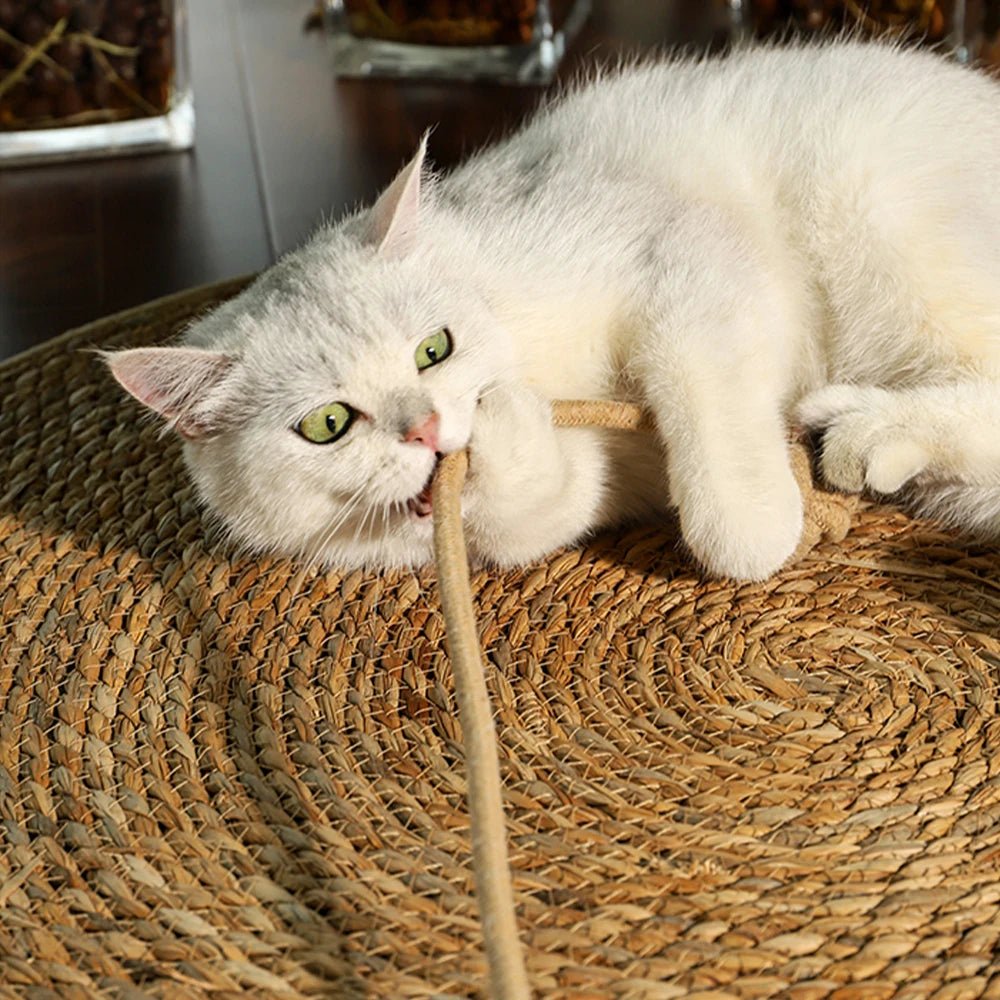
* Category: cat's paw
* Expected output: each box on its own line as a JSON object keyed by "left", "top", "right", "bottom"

{"left": 796, "top": 385, "right": 931, "bottom": 494}
{"left": 464, "top": 381, "right": 563, "bottom": 531}
{"left": 678, "top": 470, "right": 804, "bottom": 581}
{"left": 467, "top": 382, "right": 558, "bottom": 488}
{"left": 463, "top": 381, "right": 607, "bottom": 564}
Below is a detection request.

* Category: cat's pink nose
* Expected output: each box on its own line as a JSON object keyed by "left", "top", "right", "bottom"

{"left": 403, "top": 411, "right": 440, "bottom": 451}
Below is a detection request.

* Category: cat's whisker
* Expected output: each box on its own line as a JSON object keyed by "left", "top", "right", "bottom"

{"left": 460, "top": 367, "right": 521, "bottom": 404}
{"left": 472, "top": 377, "right": 521, "bottom": 404}
{"left": 351, "top": 498, "right": 379, "bottom": 558}
{"left": 306, "top": 486, "right": 364, "bottom": 555}
{"left": 287, "top": 485, "right": 368, "bottom": 608}
{"left": 364, "top": 507, "right": 380, "bottom": 558}
{"left": 372, "top": 501, "right": 393, "bottom": 552}
{"left": 316, "top": 487, "right": 369, "bottom": 557}
{"left": 328, "top": 485, "right": 369, "bottom": 535}
{"left": 473, "top": 384, "right": 506, "bottom": 403}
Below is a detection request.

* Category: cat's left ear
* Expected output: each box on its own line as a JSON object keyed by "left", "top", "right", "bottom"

{"left": 104, "top": 346, "right": 240, "bottom": 441}
{"left": 365, "top": 132, "right": 430, "bottom": 259}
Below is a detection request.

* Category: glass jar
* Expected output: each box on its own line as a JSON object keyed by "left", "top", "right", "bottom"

{"left": 959, "top": 0, "right": 1000, "bottom": 64}
{"left": 0, "top": 0, "right": 194, "bottom": 167}
{"left": 732, "top": 0, "right": 1000, "bottom": 68}
{"left": 324, "top": 0, "right": 591, "bottom": 83}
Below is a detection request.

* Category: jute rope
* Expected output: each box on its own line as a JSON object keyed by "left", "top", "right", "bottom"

{"left": 430, "top": 402, "right": 653, "bottom": 999}
{"left": 433, "top": 449, "right": 532, "bottom": 1000}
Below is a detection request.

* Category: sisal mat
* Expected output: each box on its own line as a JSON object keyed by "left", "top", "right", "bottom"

{"left": 2, "top": 278, "right": 1000, "bottom": 999}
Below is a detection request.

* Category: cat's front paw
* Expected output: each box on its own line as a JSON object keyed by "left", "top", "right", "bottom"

{"left": 462, "top": 382, "right": 563, "bottom": 553}
{"left": 461, "top": 382, "right": 608, "bottom": 565}
{"left": 797, "top": 385, "right": 931, "bottom": 494}
{"left": 678, "top": 471, "right": 804, "bottom": 581}
{"left": 466, "top": 382, "right": 559, "bottom": 493}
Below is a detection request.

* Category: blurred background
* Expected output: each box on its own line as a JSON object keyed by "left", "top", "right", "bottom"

{"left": 0, "top": 0, "right": 995, "bottom": 361}
{"left": 0, "top": 1, "right": 739, "bottom": 361}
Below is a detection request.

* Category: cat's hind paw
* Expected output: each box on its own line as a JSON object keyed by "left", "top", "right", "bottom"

{"left": 796, "top": 384, "right": 931, "bottom": 495}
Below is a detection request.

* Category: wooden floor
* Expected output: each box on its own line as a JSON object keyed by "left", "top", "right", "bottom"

{"left": 0, "top": 0, "right": 728, "bottom": 360}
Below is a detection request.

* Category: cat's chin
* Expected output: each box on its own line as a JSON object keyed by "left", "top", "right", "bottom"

{"left": 405, "top": 453, "right": 443, "bottom": 519}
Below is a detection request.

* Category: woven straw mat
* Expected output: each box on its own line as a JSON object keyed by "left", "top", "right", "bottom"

{"left": 2, "top": 276, "right": 1000, "bottom": 1000}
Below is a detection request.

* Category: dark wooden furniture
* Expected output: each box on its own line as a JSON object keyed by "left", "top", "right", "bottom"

{"left": 0, "top": 0, "right": 730, "bottom": 360}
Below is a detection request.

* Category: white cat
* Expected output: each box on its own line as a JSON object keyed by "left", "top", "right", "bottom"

{"left": 108, "top": 41, "right": 1000, "bottom": 581}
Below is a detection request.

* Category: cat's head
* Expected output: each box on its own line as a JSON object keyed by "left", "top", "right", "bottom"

{"left": 107, "top": 139, "right": 512, "bottom": 568}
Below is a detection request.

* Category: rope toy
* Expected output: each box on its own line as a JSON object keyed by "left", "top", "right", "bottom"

{"left": 431, "top": 399, "right": 858, "bottom": 999}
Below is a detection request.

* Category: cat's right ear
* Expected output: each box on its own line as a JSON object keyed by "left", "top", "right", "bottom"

{"left": 364, "top": 132, "right": 429, "bottom": 259}
{"left": 103, "top": 346, "right": 239, "bottom": 441}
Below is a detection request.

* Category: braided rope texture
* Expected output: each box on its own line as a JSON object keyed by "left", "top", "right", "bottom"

{"left": 2, "top": 279, "right": 1000, "bottom": 998}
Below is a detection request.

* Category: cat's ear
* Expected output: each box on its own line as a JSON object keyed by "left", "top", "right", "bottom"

{"left": 365, "top": 132, "right": 429, "bottom": 259}
{"left": 104, "top": 346, "right": 240, "bottom": 441}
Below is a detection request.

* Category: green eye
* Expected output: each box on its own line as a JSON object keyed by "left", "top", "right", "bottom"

{"left": 415, "top": 328, "right": 453, "bottom": 371}
{"left": 296, "top": 402, "right": 354, "bottom": 444}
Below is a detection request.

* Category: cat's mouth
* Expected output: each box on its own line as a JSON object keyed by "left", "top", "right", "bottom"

{"left": 406, "top": 453, "right": 443, "bottom": 518}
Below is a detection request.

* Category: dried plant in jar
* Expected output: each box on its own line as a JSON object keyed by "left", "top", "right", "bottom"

{"left": 746, "top": 0, "right": 954, "bottom": 43}
{"left": 341, "top": 0, "right": 542, "bottom": 46}
{"left": 743, "top": 0, "right": 1000, "bottom": 70}
{"left": 0, "top": 0, "right": 177, "bottom": 131}
{"left": 326, "top": 0, "right": 588, "bottom": 81}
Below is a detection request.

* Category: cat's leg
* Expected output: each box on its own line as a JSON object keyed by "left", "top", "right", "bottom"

{"left": 643, "top": 372, "right": 804, "bottom": 581}
{"left": 797, "top": 380, "right": 1000, "bottom": 536}
{"left": 461, "top": 380, "right": 609, "bottom": 565}
{"left": 634, "top": 211, "right": 811, "bottom": 581}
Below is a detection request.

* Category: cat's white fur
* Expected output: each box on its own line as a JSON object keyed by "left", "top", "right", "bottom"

{"left": 108, "top": 41, "right": 1000, "bottom": 580}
